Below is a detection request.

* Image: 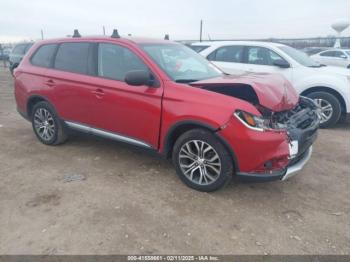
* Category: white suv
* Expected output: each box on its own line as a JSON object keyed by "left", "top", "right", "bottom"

{"left": 192, "top": 41, "right": 350, "bottom": 128}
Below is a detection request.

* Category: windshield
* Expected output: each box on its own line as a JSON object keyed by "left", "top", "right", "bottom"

{"left": 279, "top": 46, "right": 322, "bottom": 67}
{"left": 140, "top": 43, "right": 222, "bottom": 82}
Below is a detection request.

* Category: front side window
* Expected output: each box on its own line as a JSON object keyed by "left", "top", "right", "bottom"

{"left": 98, "top": 43, "right": 147, "bottom": 81}
{"left": 54, "top": 42, "right": 90, "bottom": 74}
{"left": 141, "top": 43, "right": 222, "bottom": 83}
{"left": 247, "top": 46, "right": 286, "bottom": 66}
{"left": 208, "top": 46, "right": 244, "bottom": 63}
{"left": 31, "top": 44, "right": 57, "bottom": 68}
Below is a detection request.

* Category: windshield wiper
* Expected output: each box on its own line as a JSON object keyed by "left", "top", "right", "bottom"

{"left": 175, "top": 79, "right": 199, "bottom": 83}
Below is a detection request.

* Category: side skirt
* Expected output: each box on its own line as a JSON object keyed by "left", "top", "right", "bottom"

{"left": 64, "top": 121, "right": 153, "bottom": 149}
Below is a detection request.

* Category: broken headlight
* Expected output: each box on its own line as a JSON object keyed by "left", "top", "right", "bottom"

{"left": 234, "top": 110, "right": 287, "bottom": 132}
{"left": 234, "top": 110, "right": 272, "bottom": 132}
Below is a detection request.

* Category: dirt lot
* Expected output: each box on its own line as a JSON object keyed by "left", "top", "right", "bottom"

{"left": 0, "top": 65, "right": 349, "bottom": 255}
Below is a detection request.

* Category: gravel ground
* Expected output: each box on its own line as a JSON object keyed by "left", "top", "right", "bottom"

{"left": 0, "top": 65, "right": 349, "bottom": 255}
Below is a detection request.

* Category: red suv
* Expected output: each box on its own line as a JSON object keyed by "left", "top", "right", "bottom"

{"left": 14, "top": 31, "right": 320, "bottom": 191}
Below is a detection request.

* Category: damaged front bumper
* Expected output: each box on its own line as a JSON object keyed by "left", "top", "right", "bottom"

{"left": 228, "top": 96, "right": 320, "bottom": 183}
{"left": 236, "top": 146, "right": 313, "bottom": 182}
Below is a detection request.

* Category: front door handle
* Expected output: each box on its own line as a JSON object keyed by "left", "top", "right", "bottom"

{"left": 92, "top": 88, "right": 105, "bottom": 98}
{"left": 45, "top": 79, "right": 55, "bottom": 87}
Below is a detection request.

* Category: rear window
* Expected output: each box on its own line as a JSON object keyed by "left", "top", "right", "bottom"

{"left": 54, "top": 43, "right": 90, "bottom": 74}
{"left": 24, "top": 43, "right": 34, "bottom": 53}
{"left": 12, "top": 44, "right": 27, "bottom": 55}
{"left": 31, "top": 44, "right": 58, "bottom": 68}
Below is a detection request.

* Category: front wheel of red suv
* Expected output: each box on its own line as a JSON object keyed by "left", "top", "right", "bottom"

{"left": 31, "top": 101, "right": 68, "bottom": 145}
{"left": 172, "top": 129, "right": 234, "bottom": 192}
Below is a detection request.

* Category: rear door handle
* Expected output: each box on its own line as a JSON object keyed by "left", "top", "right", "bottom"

{"left": 92, "top": 88, "right": 105, "bottom": 98}
{"left": 45, "top": 79, "right": 55, "bottom": 87}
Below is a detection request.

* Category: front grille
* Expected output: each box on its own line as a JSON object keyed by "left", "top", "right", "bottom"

{"left": 273, "top": 97, "right": 319, "bottom": 130}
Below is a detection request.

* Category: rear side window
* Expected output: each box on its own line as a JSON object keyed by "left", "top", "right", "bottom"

{"left": 31, "top": 44, "right": 58, "bottom": 68}
{"left": 54, "top": 43, "right": 90, "bottom": 74}
{"left": 207, "top": 46, "right": 244, "bottom": 63}
{"left": 98, "top": 43, "right": 147, "bottom": 81}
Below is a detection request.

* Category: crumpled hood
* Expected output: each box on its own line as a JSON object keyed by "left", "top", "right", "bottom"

{"left": 191, "top": 73, "right": 299, "bottom": 112}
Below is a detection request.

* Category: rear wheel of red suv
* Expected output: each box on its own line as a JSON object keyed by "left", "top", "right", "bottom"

{"left": 172, "top": 129, "right": 234, "bottom": 192}
{"left": 31, "top": 101, "right": 68, "bottom": 145}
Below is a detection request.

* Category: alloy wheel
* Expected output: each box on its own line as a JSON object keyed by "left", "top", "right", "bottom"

{"left": 33, "top": 108, "right": 56, "bottom": 141}
{"left": 178, "top": 140, "right": 221, "bottom": 186}
{"left": 314, "top": 98, "right": 333, "bottom": 124}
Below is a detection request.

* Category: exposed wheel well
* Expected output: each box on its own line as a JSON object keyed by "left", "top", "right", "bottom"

{"left": 163, "top": 121, "right": 239, "bottom": 171}
{"left": 27, "top": 96, "right": 47, "bottom": 118}
{"left": 301, "top": 86, "right": 347, "bottom": 114}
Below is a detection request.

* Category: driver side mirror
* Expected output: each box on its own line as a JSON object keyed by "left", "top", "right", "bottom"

{"left": 273, "top": 59, "right": 290, "bottom": 68}
{"left": 125, "top": 70, "right": 157, "bottom": 87}
{"left": 340, "top": 54, "right": 347, "bottom": 59}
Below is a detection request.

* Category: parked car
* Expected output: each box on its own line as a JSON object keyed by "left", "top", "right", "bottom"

{"left": 192, "top": 41, "right": 350, "bottom": 128}
{"left": 300, "top": 47, "right": 328, "bottom": 56}
{"left": 311, "top": 49, "right": 350, "bottom": 69}
{"left": 0, "top": 47, "right": 11, "bottom": 60}
{"left": 14, "top": 33, "right": 319, "bottom": 192}
{"left": 9, "top": 42, "right": 34, "bottom": 75}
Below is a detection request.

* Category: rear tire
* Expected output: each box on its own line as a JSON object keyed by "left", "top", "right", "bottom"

{"left": 172, "top": 128, "right": 234, "bottom": 192}
{"left": 307, "top": 91, "right": 341, "bottom": 128}
{"left": 31, "top": 101, "right": 68, "bottom": 145}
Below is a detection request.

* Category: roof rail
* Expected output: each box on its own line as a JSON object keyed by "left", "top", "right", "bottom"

{"left": 111, "top": 29, "right": 120, "bottom": 38}
{"left": 164, "top": 34, "right": 170, "bottom": 40}
{"left": 72, "top": 29, "right": 81, "bottom": 38}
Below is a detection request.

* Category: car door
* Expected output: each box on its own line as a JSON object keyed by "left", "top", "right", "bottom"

{"left": 317, "top": 51, "right": 339, "bottom": 66}
{"left": 45, "top": 42, "right": 98, "bottom": 127}
{"left": 244, "top": 46, "right": 292, "bottom": 81}
{"left": 89, "top": 42, "right": 163, "bottom": 149}
{"left": 332, "top": 51, "right": 349, "bottom": 67}
{"left": 207, "top": 45, "right": 246, "bottom": 75}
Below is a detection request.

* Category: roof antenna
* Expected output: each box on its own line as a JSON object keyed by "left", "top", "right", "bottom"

{"left": 164, "top": 34, "right": 170, "bottom": 40}
{"left": 111, "top": 29, "right": 120, "bottom": 38}
{"left": 72, "top": 29, "right": 81, "bottom": 38}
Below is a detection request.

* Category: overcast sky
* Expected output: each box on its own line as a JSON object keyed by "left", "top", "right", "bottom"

{"left": 1, "top": 0, "right": 349, "bottom": 42}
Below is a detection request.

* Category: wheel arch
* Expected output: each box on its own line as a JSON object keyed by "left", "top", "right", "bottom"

{"left": 300, "top": 86, "right": 347, "bottom": 114}
{"left": 26, "top": 95, "right": 53, "bottom": 118}
{"left": 163, "top": 120, "right": 239, "bottom": 172}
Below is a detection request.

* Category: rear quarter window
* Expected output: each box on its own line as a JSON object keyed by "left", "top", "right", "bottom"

{"left": 31, "top": 44, "right": 58, "bottom": 68}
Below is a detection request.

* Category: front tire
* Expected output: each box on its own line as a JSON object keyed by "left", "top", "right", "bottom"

{"left": 307, "top": 91, "right": 341, "bottom": 128}
{"left": 31, "top": 101, "right": 68, "bottom": 145}
{"left": 172, "top": 129, "right": 234, "bottom": 192}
